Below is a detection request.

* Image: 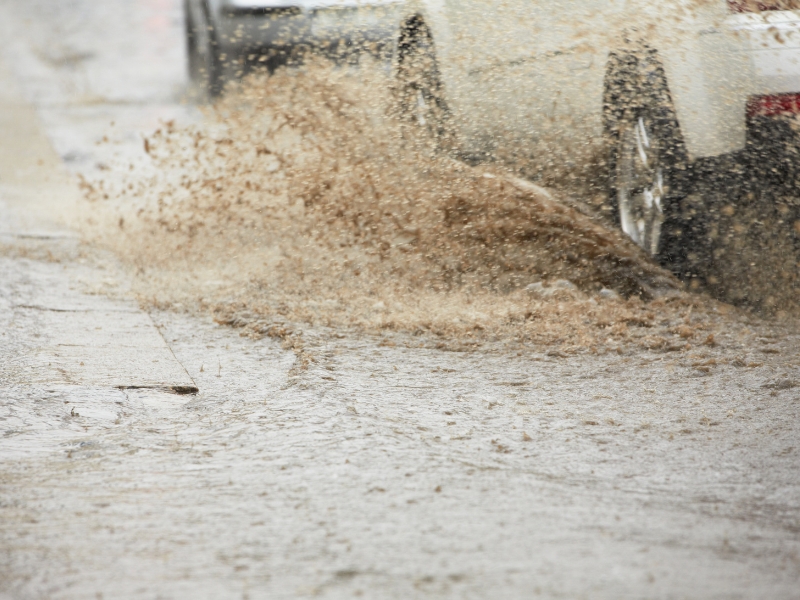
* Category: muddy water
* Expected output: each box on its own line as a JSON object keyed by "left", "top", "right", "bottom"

{"left": 76, "top": 65, "right": 718, "bottom": 353}
{"left": 3, "top": 306, "right": 800, "bottom": 598}
{"left": 73, "top": 62, "right": 797, "bottom": 365}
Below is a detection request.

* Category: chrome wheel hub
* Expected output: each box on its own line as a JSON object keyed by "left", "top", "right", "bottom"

{"left": 617, "top": 116, "right": 665, "bottom": 256}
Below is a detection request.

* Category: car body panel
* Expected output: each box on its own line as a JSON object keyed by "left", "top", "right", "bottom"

{"left": 727, "top": 10, "right": 800, "bottom": 94}
{"left": 655, "top": 2, "right": 753, "bottom": 159}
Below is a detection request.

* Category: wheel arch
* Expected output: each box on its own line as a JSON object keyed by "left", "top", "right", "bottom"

{"left": 392, "top": 2, "right": 452, "bottom": 63}
{"left": 604, "top": 33, "right": 750, "bottom": 162}
{"left": 603, "top": 43, "right": 689, "bottom": 173}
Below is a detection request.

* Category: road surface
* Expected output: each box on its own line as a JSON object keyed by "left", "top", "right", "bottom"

{"left": 0, "top": 1, "right": 799, "bottom": 598}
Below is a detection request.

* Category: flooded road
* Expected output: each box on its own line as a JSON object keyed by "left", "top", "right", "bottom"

{"left": 1, "top": 1, "right": 800, "bottom": 598}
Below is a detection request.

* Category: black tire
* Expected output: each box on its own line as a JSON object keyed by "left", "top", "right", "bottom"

{"left": 745, "top": 114, "right": 800, "bottom": 249}
{"left": 184, "top": 0, "right": 224, "bottom": 98}
{"left": 603, "top": 46, "right": 707, "bottom": 281}
{"left": 394, "top": 16, "right": 455, "bottom": 150}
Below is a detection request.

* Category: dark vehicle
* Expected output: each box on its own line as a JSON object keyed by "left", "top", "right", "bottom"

{"left": 185, "top": 0, "right": 402, "bottom": 95}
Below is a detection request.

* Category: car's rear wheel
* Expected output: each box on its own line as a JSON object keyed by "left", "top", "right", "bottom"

{"left": 394, "top": 16, "right": 455, "bottom": 150}
{"left": 605, "top": 48, "right": 707, "bottom": 281}
{"left": 185, "top": 0, "right": 224, "bottom": 98}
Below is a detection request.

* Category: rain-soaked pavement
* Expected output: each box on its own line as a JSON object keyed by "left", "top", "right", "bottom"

{"left": 1, "top": 1, "right": 800, "bottom": 598}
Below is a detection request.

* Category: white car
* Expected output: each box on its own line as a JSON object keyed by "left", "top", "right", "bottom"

{"left": 185, "top": 0, "right": 403, "bottom": 95}
{"left": 390, "top": 1, "right": 800, "bottom": 276}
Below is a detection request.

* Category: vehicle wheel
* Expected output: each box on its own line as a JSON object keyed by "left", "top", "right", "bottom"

{"left": 613, "top": 113, "right": 668, "bottom": 256}
{"left": 184, "top": 0, "right": 224, "bottom": 98}
{"left": 604, "top": 49, "right": 705, "bottom": 280}
{"left": 394, "top": 16, "right": 455, "bottom": 150}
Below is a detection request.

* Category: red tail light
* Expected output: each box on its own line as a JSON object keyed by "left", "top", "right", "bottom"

{"left": 747, "top": 93, "right": 800, "bottom": 117}
{"left": 729, "top": 0, "right": 800, "bottom": 11}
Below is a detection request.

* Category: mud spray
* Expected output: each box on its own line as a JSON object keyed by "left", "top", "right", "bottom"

{"left": 81, "top": 61, "right": 796, "bottom": 353}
